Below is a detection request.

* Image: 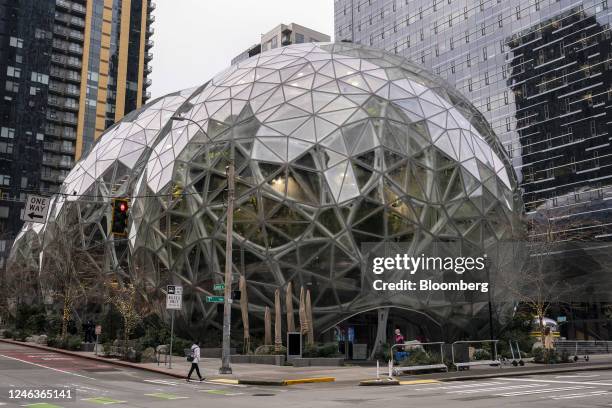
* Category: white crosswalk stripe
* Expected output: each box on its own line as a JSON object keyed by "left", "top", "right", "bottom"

{"left": 497, "top": 385, "right": 595, "bottom": 397}
{"left": 550, "top": 390, "right": 609, "bottom": 400}
{"left": 448, "top": 384, "right": 544, "bottom": 394}
{"left": 415, "top": 381, "right": 507, "bottom": 390}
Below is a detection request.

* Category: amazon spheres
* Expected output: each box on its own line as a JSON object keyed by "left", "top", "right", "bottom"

{"left": 9, "top": 43, "right": 524, "bottom": 348}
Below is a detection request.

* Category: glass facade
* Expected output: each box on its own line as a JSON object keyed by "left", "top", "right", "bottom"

{"left": 335, "top": 0, "right": 612, "bottom": 231}
{"left": 10, "top": 43, "right": 524, "bottom": 340}
{"left": 0, "top": 0, "right": 154, "bottom": 243}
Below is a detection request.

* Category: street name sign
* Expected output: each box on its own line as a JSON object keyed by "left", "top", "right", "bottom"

{"left": 206, "top": 296, "right": 224, "bottom": 303}
{"left": 213, "top": 283, "right": 225, "bottom": 291}
{"left": 22, "top": 194, "right": 50, "bottom": 223}
{"left": 166, "top": 285, "right": 183, "bottom": 310}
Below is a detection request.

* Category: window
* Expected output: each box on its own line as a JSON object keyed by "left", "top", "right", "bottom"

{"left": 481, "top": 23, "right": 486, "bottom": 36}
{"left": 30, "top": 86, "right": 41, "bottom": 95}
{"left": 483, "top": 47, "right": 488, "bottom": 60}
{"left": 486, "top": 97, "right": 491, "bottom": 111}
{"left": 504, "top": 91, "right": 509, "bottom": 104}
{"left": 0, "top": 175, "right": 10, "bottom": 186}
{"left": 271, "top": 36, "right": 278, "bottom": 49}
{"left": 295, "top": 33, "right": 304, "bottom": 43}
{"left": 0, "top": 207, "right": 8, "bottom": 219}
{"left": 420, "top": 29, "right": 424, "bottom": 41}
{"left": 421, "top": 51, "right": 425, "bottom": 63}
{"left": 590, "top": 120, "right": 597, "bottom": 136}
{"left": 435, "top": 46, "right": 440, "bottom": 56}
{"left": 498, "top": 14, "right": 503, "bottom": 27}
{"left": 434, "top": 21, "right": 438, "bottom": 34}
{"left": 480, "top": 0, "right": 484, "bottom": 11}
{"left": 448, "top": 14, "right": 452, "bottom": 26}
{"left": 543, "top": 104, "right": 550, "bottom": 119}
{"left": 484, "top": 71, "right": 490, "bottom": 85}
{"left": 464, "top": 6, "right": 468, "bottom": 19}
{"left": 5, "top": 81, "right": 18, "bottom": 93}
{"left": 450, "top": 36, "right": 454, "bottom": 50}
{"left": 0, "top": 127, "right": 15, "bottom": 139}
{"left": 451, "top": 60, "right": 456, "bottom": 73}
{"left": 7, "top": 66, "right": 21, "bottom": 78}
{"left": 465, "top": 30, "right": 470, "bottom": 43}
{"left": 506, "top": 117, "right": 511, "bottom": 131}
{"left": 467, "top": 53, "right": 471, "bottom": 67}
{"left": 0, "top": 142, "right": 13, "bottom": 154}
{"left": 31, "top": 72, "right": 49, "bottom": 84}
{"left": 9, "top": 37, "right": 23, "bottom": 48}
{"left": 419, "top": 6, "right": 423, "bottom": 19}
{"left": 535, "top": 0, "right": 540, "bottom": 10}
{"left": 515, "top": 5, "right": 521, "bottom": 19}
{"left": 468, "top": 78, "right": 473, "bottom": 91}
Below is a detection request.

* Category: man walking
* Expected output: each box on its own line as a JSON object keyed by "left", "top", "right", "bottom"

{"left": 186, "top": 341, "right": 204, "bottom": 382}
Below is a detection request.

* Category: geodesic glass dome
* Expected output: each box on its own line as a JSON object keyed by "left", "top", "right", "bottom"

{"left": 10, "top": 43, "right": 523, "bottom": 339}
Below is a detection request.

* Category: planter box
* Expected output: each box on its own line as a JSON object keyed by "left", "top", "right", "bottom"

{"left": 201, "top": 347, "right": 236, "bottom": 358}
{"left": 230, "top": 354, "right": 286, "bottom": 366}
{"left": 292, "top": 357, "right": 345, "bottom": 367}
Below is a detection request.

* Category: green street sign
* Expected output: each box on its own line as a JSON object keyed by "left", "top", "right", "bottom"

{"left": 213, "top": 283, "right": 225, "bottom": 291}
{"left": 206, "top": 296, "right": 224, "bottom": 303}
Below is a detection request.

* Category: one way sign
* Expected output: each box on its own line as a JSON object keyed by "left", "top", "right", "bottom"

{"left": 21, "top": 194, "right": 50, "bottom": 224}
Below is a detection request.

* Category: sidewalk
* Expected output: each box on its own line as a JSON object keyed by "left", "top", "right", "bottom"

{"left": 4, "top": 338, "right": 612, "bottom": 386}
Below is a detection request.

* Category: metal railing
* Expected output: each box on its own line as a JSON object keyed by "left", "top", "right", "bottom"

{"left": 451, "top": 340, "right": 500, "bottom": 370}
{"left": 390, "top": 341, "right": 447, "bottom": 375}
{"left": 555, "top": 340, "right": 612, "bottom": 360}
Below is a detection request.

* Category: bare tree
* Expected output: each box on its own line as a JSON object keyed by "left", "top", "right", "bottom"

{"left": 504, "top": 211, "right": 592, "bottom": 345}
{"left": 105, "top": 279, "right": 141, "bottom": 355}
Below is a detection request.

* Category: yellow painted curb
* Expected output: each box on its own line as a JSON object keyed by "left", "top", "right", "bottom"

{"left": 207, "top": 378, "right": 240, "bottom": 384}
{"left": 399, "top": 379, "right": 440, "bottom": 385}
{"left": 283, "top": 377, "right": 336, "bottom": 385}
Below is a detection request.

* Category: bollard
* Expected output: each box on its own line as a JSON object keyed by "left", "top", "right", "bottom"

{"left": 388, "top": 359, "right": 393, "bottom": 378}
{"left": 377, "top": 360, "right": 380, "bottom": 380}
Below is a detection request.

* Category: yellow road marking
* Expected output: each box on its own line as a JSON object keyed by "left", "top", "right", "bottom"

{"left": 399, "top": 379, "right": 441, "bottom": 385}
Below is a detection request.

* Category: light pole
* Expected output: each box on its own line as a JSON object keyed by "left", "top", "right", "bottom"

{"left": 171, "top": 116, "right": 235, "bottom": 374}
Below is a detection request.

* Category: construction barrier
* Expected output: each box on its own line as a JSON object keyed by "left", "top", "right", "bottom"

{"left": 390, "top": 341, "right": 448, "bottom": 375}
{"left": 451, "top": 340, "right": 500, "bottom": 370}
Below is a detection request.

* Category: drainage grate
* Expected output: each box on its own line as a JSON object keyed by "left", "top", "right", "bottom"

{"left": 252, "top": 393, "right": 276, "bottom": 397}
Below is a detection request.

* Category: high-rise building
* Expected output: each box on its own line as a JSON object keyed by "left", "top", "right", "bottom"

{"left": 231, "top": 22, "right": 330, "bottom": 65}
{"left": 0, "top": 0, "right": 154, "bottom": 235}
{"left": 335, "top": 0, "right": 612, "bottom": 338}
{"left": 335, "top": 0, "right": 612, "bottom": 220}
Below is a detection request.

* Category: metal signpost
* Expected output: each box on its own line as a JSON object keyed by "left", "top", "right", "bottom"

{"left": 94, "top": 325, "right": 102, "bottom": 356}
{"left": 21, "top": 194, "right": 50, "bottom": 224}
{"left": 166, "top": 285, "right": 182, "bottom": 369}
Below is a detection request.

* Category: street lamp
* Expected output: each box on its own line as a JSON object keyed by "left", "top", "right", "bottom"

{"left": 171, "top": 115, "right": 235, "bottom": 374}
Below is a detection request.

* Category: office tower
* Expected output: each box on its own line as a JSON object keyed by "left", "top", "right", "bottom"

{"left": 335, "top": 0, "right": 612, "bottom": 338}
{"left": 231, "top": 22, "right": 330, "bottom": 65}
{"left": 0, "top": 0, "right": 154, "bottom": 235}
{"left": 335, "top": 0, "right": 612, "bottom": 218}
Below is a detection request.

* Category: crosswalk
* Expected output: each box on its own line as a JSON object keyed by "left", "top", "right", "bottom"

{"left": 410, "top": 377, "right": 612, "bottom": 401}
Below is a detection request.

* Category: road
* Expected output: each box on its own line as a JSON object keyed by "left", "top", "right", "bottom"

{"left": 1, "top": 341, "right": 612, "bottom": 407}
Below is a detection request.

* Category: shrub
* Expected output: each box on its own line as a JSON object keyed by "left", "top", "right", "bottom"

{"left": 2, "top": 329, "right": 13, "bottom": 339}
{"left": 473, "top": 348, "right": 491, "bottom": 361}
{"left": 66, "top": 335, "right": 82, "bottom": 351}
{"left": 302, "top": 343, "right": 339, "bottom": 358}
{"left": 399, "top": 349, "right": 444, "bottom": 366}
{"left": 533, "top": 347, "right": 560, "bottom": 364}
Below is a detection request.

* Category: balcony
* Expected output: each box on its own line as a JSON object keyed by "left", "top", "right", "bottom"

{"left": 70, "top": 17, "right": 85, "bottom": 28}
{"left": 41, "top": 172, "right": 62, "bottom": 184}
{"left": 144, "top": 78, "right": 153, "bottom": 88}
{"left": 145, "top": 52, "right": 153, "bottom": 61}
{"left": 148, "top": 14, "right": 155, "bottom": 23}
{"left": 71, "top": 3, "right": 86, "bottom": 14}
{"left": 149, "top": 1, "right": 156, "bottom": 10}
{"left": 43, "top": 142, "right": 74, "bottom": 154}
{"left": 56, "top": 0, "right": 70, "bottom": 10}
{"left": 146, "top": 39, "right": 154, "bottom": 49}
{"left": 145, "top": 65, "right": 153, "bottom": 74}
{"left": 147, "top": 26, "right": 155, "bottom": 36}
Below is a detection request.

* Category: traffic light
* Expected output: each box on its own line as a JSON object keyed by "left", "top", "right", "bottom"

{"left": 111, "top": 198, "right": 129, "bottom": 235}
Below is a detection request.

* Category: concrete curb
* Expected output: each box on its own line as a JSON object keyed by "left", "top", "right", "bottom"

{"left": 359, "top": 379, "right": 400, "bottom": 386}
{"left": 0, "top": 339, "right": 336, "bottom": 386}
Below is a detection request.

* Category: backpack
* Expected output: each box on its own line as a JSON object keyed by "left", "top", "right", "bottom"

{"left": 187, "top": 347, "right": 195, "bottom": 362}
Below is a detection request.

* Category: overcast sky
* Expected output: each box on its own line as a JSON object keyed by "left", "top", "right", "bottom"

{"left": 149, "top": 0, "right": 335, "bottom": 98}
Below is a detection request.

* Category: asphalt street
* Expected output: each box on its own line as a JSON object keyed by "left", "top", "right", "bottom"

{"left": 2, "top": 341, "right": 612, "bottom": 407}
